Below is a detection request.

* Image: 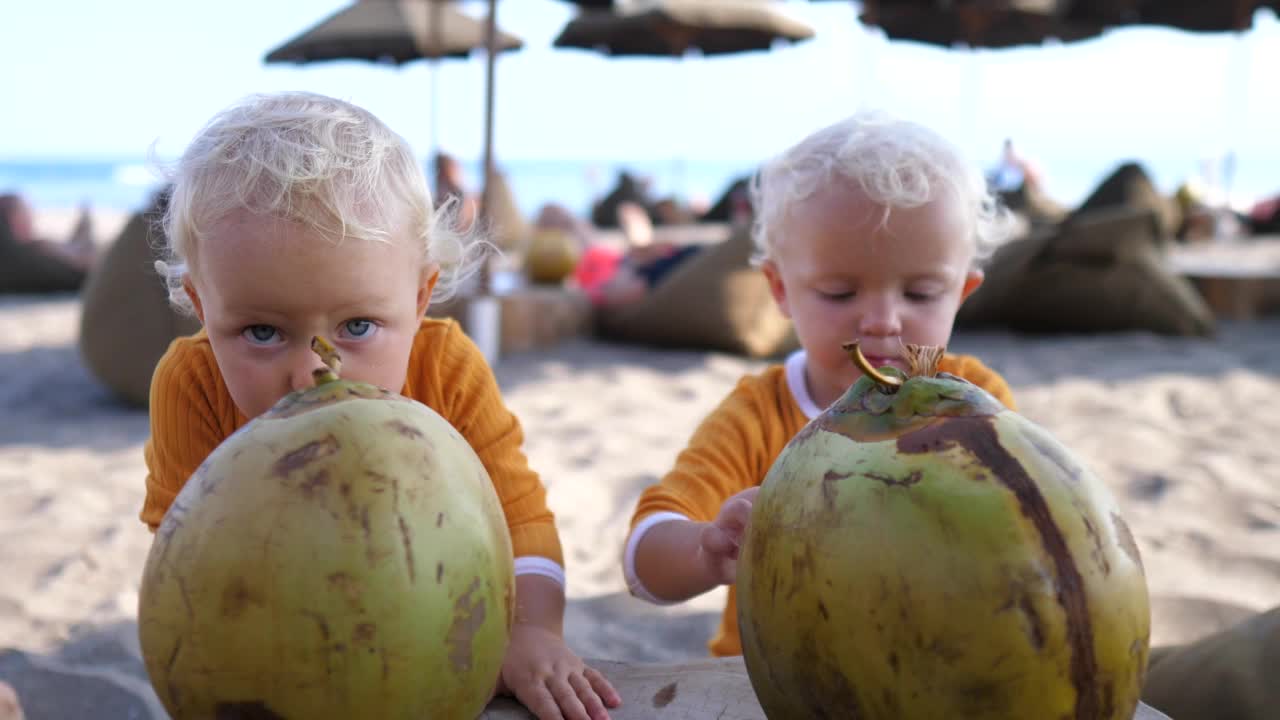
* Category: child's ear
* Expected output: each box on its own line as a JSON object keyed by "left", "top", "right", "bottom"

{"left": 417, "top": 263, "right": 440, "bottom": 317}
{"left": 960, "top": 269, "right": 985, "bottom": 303}
{"left": 761, "top": 259, "right": 792, "bottom": 319}
{"left": 182, "top": 275, "right": 206, "bottom": 324}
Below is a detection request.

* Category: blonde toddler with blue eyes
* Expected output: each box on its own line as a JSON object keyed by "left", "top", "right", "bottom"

{"left": 141, "top": 91, "right": 620, "bottom": 720}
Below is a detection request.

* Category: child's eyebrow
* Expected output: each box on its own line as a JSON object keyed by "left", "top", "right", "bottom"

{"left": 906, "top": 269, "right": 955, "bottom": 281}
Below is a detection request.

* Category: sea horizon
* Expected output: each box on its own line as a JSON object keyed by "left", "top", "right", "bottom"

{"left": 3, "top": 149, "right": 1276, "bottom": 219}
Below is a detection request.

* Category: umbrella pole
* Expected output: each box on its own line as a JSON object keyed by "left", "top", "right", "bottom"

{"left": 428, "top": 0, "right": 442, "bottom": 173}
{"left": 468, "top": 0, "right": 501, "bottom": 363}
{"left": 480, "top": 0, "right": 497, "bottom": 256}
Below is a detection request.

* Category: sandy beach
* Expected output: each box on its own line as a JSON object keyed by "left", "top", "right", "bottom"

{"left": 1, "top": 273, "right": 1278, "bottom": 715}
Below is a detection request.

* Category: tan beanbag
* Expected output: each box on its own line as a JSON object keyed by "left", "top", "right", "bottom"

{"left": 959, "top": 206, "right": 1215, "bottom": 336}
{"left": 79, "top": 204, "right": 201, "bottom": 407}
{"left": 0, "top": 215, "right": 86, "bottom": 294}
{"left": 482, "top": 169, "right": 528, "bottom": 252}
{"left": 595, "top": 225, "right": 797, "bottom": 358}
{"left": 1142, "top": 606, "right": 1280, "bottom": 720}
{"left": 1076, "top": 162, "right": 1182, "bottom": 239}
{"left": 957, "top": 227, "right": 1053, "bottom": 327}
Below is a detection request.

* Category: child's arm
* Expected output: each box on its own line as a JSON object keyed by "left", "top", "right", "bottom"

{"left": 497, "top": 574, "right": 621, "bottom": 720}
{"left": 142, "top": 335, "right": 232, "bottom": 530}
{"left": 425, "top": 328, "right": 620, "bottom": 718}
{"left": 631, "top": 487, "right": 759, "bottom": 602}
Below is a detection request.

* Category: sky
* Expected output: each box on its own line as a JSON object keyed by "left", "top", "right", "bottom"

{"left": 1, "top": 0, "right": 1278, "bottom": 206}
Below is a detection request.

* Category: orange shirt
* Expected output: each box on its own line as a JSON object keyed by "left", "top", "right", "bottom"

{"left": 142, "top": 317, "right": 563, "bottom": 568}
{"left": 629, "top": 352, "right": 1016, "bottom": 657}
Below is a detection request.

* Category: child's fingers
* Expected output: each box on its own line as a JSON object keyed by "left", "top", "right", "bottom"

{"left": 584, "top": 666, "right": 622, "bottom": 708}
{"left": 569, "top": 672, "right": 611, "bottom": 720}
{"left": 517, "top": 683, "right": 565, "bottom": 720}
{"left": 726, "top": 497, "right": 753, "bottom": 527}
{"left": 548, "top": 676, "right": 591, "bottom": 720}
{"left": 700, "top": 524, "right": 736, "bottom": 557}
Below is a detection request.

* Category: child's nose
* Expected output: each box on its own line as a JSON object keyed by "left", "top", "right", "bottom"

{"left": 857, "top": 299, "right": 902, "bottom": 337}
{"left": 289, "top": 353, "right": 330, "bottom": 393}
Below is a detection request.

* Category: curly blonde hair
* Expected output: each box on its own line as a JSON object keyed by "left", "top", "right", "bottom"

{"left": 750, "top": 110, "right": 1014, "bottom": 266}
{"left": 156, "top": 91, "right": 485, "bottom": 314}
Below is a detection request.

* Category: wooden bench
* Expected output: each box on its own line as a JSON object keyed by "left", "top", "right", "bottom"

{"left": 1165, "top": 236, "right": 1280, "bottom": 320}
{"left": 428, "top": 281, "right": 594, "bottom": 356}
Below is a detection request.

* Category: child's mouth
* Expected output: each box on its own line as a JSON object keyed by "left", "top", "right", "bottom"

{"left": 860, "top": 354, "right": 904, "bottom": 372}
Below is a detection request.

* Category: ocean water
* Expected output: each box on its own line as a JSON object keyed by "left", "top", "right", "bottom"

{"left": 0, "top": 157, "right": 760, "bottom": 219}
{"left": 3, "top": 152, "right": 1275, "bottom": 218}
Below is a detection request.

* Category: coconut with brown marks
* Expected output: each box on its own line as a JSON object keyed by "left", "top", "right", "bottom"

{"left": 138, "top": 336, "right": 514, "bottom": 719}
{"left": 737, "top": 342, "right": 1150, "bottom": 719}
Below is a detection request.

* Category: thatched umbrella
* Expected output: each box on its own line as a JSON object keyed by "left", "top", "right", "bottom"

{"left": 846, "top": 0, "right": 1277, "bottom": 213}
{"left": 553, "top": 0, "right": 814, "bottom": 204}
{"left": 554, "top": 0, "right": 815, "bottom": 56}
{"left": 856, "top": 0, "right": 1106, "bottom": 49}
{"left": 1122, "top": 0, "right": 1279, "bottom": 33}
{"left": 264, "top": 0, "right": 523, "bottom": 180}
{"left": 849, "top": 0, "right": 1279, "bottom": 45}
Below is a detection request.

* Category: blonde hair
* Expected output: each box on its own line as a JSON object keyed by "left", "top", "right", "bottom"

{"left": 750, "top": 111, "right": 1014, "bottom": 266}
{"left": 156, "top": 91, "right": 484, "bottom": 314}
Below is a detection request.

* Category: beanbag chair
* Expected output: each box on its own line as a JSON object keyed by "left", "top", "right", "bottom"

{"left": 594, "top": 224, "right": 797, "bottom": 358}
{"left": 958, "top": 206, "right": 1215, "bottom": 336}
{"left": 591, "top": 172, "right": 657, "bottom": 228}
{"left": 699, "top": 175, "right": 752, "bottom": 223}
{"left": 1142, "top": 606, "right": 1280, "bottom": 720}
{"left": 482, "top": 168, "right": 528, "bottom": 252}
{"left": 0, "top": 213, "right": 86, "bottom": 294}
{"left": 1076, "top": 162, "right": 1182, "bottom": 240}
{"left": 78, "top": 197, "right": 201, "bottom": 407}
{"left": 956, "top": 227, "right": 1054, "bottom": 328}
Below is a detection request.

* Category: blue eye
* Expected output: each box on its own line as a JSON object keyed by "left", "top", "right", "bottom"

{"left": 242, "top": 325, "right": 281, "bottom": 345}
{"left": 344, "top": 319, "right": 375, "bottom": 338}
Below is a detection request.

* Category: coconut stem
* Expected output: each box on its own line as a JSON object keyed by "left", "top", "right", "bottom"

{"left": 842, "top": 340, "right": 903, "bottom": 391}
{"left": 310, "top": 336, "right": 342, "bottom": 386}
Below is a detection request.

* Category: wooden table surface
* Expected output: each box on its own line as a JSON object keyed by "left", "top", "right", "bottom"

{"left": 479, "top": 656, "right": 1172, "bottom": 719}
{"left": 1165, "top": 236, "right": 1280, "bottom": 319}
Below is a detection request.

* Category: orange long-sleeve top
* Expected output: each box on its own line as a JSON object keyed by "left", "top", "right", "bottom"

{"left": 141, "top": 317, "right": 563, "bottom": 569}
{"left": 628, "top": 352, "right": 1016, "bottom": 657}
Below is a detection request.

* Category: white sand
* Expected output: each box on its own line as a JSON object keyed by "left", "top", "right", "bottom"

{"left": 0, "top": 287, "right": 1277, "bottom": 715}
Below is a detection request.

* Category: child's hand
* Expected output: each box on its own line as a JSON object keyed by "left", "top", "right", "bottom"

{"left": 698, "top": 486, "right": 760, "bottom": 585}
{"left": 498, "top": 623, "right": 621, "bottom": 720}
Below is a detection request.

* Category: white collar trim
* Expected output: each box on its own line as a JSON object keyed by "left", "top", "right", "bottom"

{"left": 784, "top": 350, "right": 824, "bottom": 420}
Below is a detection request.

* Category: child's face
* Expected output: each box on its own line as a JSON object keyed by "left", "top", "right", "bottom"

{"left": 185, "top": 209, "right": 435, "bottom": 420}
{"left": 762, "top": 182, "right": 983, "bottom": 405}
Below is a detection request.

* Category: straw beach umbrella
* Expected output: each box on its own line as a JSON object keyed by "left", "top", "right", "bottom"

{"left": 803, "top": 0, "right": 1100, "bottom": 48}
{"left": 264, "top": 0, "right": 523, "bottom": 172}
{"left": 1125, "top": 0, "right": 1280, "bottom": 32}
{"left": 856, "top": 0, "right": 1107, "bottom": 49}
{"left": 848, "top": 0, "right": 1278, "bottom": 205}
{"left": 840, "top": 0, "right": 1280, "bottom": 41}
{"left": 554, "top": 0, "right": 816, "bottom": 56}
{"left": 553, "top": 0, "right": 815, "bottom": 199}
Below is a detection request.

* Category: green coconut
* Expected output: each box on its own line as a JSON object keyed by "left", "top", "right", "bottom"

{"left": 138, "top": 337, "right": 514, "bottom": 719}
{"left": 738, "top": 342, "right": 1150, "bottom": 719}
